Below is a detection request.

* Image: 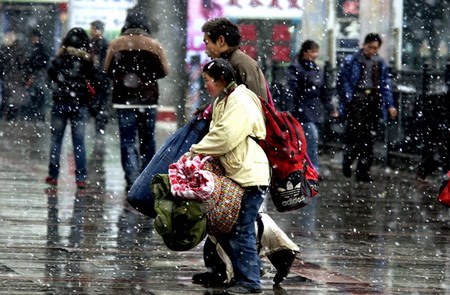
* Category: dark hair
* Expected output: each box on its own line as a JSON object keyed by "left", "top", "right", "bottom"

{"left": 298, "top": 40, "right": 319, "bottom": 60}
{"left": 201, "top": 17, "right": 241, "bottom": 46}
{"left": 62, "top": 27, "right": 91, "bottom": 51}
{"left": 121, "top": 10, "right": 151, "bottom": 35}
{"left": 203, "top": 58, "right": 236, "bottom": 85}
{"left": 91, "top": 20, "right": 105, "bottom": 32}
{"left": 364, "top": 33, "right": 382, "bottom": 46}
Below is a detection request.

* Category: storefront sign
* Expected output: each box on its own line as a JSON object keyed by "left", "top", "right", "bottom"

{"left": 188, "top": 0, "right": 303, "bottom": 59}
{"left": 218, "top": 0, "right": 304, "bottom": 19}
{"left": 68, "top": 0, "right": 137, "bottom": 36}
{"left": 0, "top": 0, "right": 67, "bottom": 2}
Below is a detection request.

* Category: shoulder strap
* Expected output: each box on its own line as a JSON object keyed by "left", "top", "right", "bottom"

{"left": 264, "top": 78, "right": 275, "bottom": 107}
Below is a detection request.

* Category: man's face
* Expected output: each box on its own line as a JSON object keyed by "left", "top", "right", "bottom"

{"left": 203, "top": 33, "right": 222, "bottom": 59}
{"left": 90, "top": 26, "right": 102, "bottom": 39}
{"left": 362, "top": 40, "right": 380, "bottom": 57}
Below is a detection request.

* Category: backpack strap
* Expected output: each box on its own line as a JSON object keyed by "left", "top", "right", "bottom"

{"left": 264, "top": 78, "right": 275, "bottom": 107}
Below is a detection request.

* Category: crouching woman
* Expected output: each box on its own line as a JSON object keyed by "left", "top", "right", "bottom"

{"left": 185, "top": 58, "right": 269, "bottom": 294}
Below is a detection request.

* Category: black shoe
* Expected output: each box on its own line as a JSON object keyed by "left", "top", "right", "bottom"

{"left": 342, "top": 161, "right": 352, "bottom": 178}
{"left": 356, "top": 174, "right": 373, "bottom": 183}
{"left": 192, "top": 272, "right": 227, "bottom": 286}
{"left": 267, "top": 249, "right": 296, "bottom": 285}
{"left": 225, "top": 285, "right": 262, "bottom": 294}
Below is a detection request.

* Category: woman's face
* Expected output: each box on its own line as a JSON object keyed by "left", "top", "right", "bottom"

{"left": 303, "top": 47, "right": 320, "bottom": 62}
{"left": 202, "top": 72, "right": 225, "bottom": 98}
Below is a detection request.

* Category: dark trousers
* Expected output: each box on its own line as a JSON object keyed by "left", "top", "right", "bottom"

{"left": 343, "top": 90, "right": 381, "bottom": 176}
{"left": 116, "top": 108, "right": 157, "bottom": 186}
{"left": 89, "top": 85, "right": 110, "bottom": 134}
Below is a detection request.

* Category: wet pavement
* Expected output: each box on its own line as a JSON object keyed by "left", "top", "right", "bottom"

{"left": 0, "top": 118, "right": 449, "bottom": 295}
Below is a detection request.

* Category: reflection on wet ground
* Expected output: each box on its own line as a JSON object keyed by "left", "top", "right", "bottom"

{"left": 0, "top": 120, "right": 449, "bottom": 294}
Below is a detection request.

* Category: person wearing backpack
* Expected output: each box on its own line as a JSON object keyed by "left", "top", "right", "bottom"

{"left": 185, "top": 59, "right": 286, "bottom": 294}
{"left": 337, "top": 33, "right": 397, "bottom": 182}
{"left": 45, "top": 28, "right": 99, "bottom": 188}
{"left": 105, "top": 11, "right": 169, "bottom": 191}
{"left": 285, "top": 40, "right": 338, "bottom": 175}
{"left": 190, "top": 18, "right": 299, "bottom": 290}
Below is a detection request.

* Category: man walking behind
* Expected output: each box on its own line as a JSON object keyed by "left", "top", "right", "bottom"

{"left": 337, "top": 33, "right": 397, "bottom": 182}
{"left": 105, "top": 11, "right": 169, "bottom": 191}
{"left": 25, "top": 29, "right": 49, "bottom": 121}
{"left": 89, "top": 20, "right": 110, "bottom": 138}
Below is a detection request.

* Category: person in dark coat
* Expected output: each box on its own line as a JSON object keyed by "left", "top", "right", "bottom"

{"left": 45, "top": 27, "right": 99, "bottom": 188}
{"left": 89, "top": 20, "right": 110, "bottom": 137}
{"left": 416, "top": 59, "right": 450, "bottom": 183}
{"left": 336, "top": 33, "right": 397, "bottom": 182}
{"left": 105, "top": 11, "right": 169, "bottom": 191}
{"left": 0, "top": 31, "right": 26, "bottom": 121}
{"left": 285, "top": 40, "right": 338, "bottom": 174}
{"left": 24, "top": 29, "right": 50, "bottom": 121}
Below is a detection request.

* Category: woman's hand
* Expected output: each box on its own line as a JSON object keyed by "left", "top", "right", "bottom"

{"left": 183, "top": 151, "right": 194, "bottom": 159}
{"left": 192, "top": 108, "right": 203, "bottom": 120}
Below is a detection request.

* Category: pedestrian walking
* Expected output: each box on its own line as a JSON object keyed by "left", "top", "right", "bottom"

{"left": 104, "top": 10, "right": 169, "bottom": 191}
{"left": 285, "top": 40, "right": 338, "bottom": 174}
{"left": 186, "top": 59, "right": 269, "bottom": 294}
{"left": 0, "top": 31, "right": 27, "bottom": 121}
{"left": 190, "top": 18, "right": 299, "bottom": 290}
{"left": 336, "top": 33, "right": 397, "bottom": 182}
{"left": 24, "top": 29, "right": 50, "bottom": 121}
{"left": 416, "top": 58, "right": 450, "bottom": 183}
{"left": 45, "top": 27, "right": 99, "bottom": 188}
{"left": 89, "top": 20, "right": 110, "bottom": 138}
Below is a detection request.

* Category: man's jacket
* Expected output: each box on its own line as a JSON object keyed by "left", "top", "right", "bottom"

{"left": 336, "top": 50, "right": 394, "bottom": 118}
{"left": 221, "top": 47, "right": 268, "bottom": 102}
{"left": 104, "top": 28, "right": 169, "bottom": 106}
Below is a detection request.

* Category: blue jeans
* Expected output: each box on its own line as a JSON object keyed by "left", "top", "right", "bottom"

{"left": 48, "top": 104, "right": 88, "bottom": 182}
{"left": 302, "top": 122, "right": 320, "bottom": 173}
{"left": 116, "top": 108, "right": 157, "bottom": 186}
{"left": 219, "top": 186, "right": 266, "bottom": 290}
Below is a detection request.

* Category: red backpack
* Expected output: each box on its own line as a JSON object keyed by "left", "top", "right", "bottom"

{"left": 254, "top": 97, "right": 319, "bottom": 212}
{"left": 438, "top": 171, "right": 450, "bottom": 207}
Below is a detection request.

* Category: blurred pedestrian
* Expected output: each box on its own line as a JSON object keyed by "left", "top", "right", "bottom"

{"left": 89, "top": 20, "right": 110, "bottom": 138}
{"left": 45, "top": 27, "right": 99, "bottom": 188}
{"left": 337, "top": 33, "right": 397, "bottom": 182}
{"left": 416, "top": 60, "right": 450, "bottom": 183}
{"left": 0, "top": 31, "right": 27, "bottom": 121}
{"left": 24, "top": 29, "right": 50, "bottom": 121}
{"left": 104, "top": 10, "right": 169, "bottom": 191}
{"left": 285, "top": 40, "right": 338, "bottom": 174}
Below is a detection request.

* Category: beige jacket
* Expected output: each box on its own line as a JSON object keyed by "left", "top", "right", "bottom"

{"left": 190, "top": 85, "right": 270, "bottom": 187}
